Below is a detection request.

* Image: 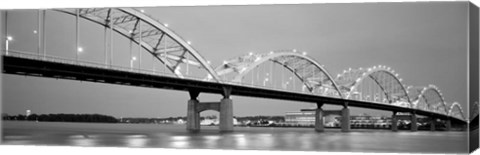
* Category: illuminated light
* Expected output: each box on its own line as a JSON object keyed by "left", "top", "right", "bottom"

{"left": 207, "top": 60, "right": 211, "bottom": 64}
{"left": 373, "top": 66, "right": 376, "bottom": 69}
{"left": 140, "top": 9, "right": 145, "bottom": 13}
{"left": 33, "top": 30, "right": 38, "bottom": 34}
{"left": 187, "top": 41, "right": 192, "bottom": 45}
{"left": 223, "top": 60, "right": 227, "bottom": 64}
{"left": 77, "top": 47, "right": 84, "bottom": 52}
{"left": 6, "top": 36, "right": 13, "bottom": 41}
{"left": 132, "top": 56, "right": 137, "bottom": 61}
{"left": 395, "top": 74, "right": 399, "bottom": 77}
{"left": 164, "top": 23, "right": 169, "bottom": 27}
{"left": 249, "top": 52, "right": 253, "bottom": 56}
{"left": 269, "top": 51, "right": 274, "bottom": 54}
{"left": 129, "top": 30, "right": 133, "bottom": 34}
{"left": 255, "top": 57, "right": 261, "bottom": 62}
{"left": 302, "top": 51, "right": 307, "bottom": 55}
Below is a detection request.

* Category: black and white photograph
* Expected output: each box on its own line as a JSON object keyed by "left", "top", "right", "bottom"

{"left": 1, "top": 1, "right": 479, "bottom": 154}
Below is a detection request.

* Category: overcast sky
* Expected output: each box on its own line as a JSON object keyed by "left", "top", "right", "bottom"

{"left": 2, "top": 2, "right": 470, "bottom": 118}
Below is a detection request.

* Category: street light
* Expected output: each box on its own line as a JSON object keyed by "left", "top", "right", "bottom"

{"left": 263, "top": 78, "right": 269, "bottom": 86}
{"left": 5, "top": 36, "right": 13, "bottom": 55}
{"left": 130, "top": 56, "right": 137, "bottom": 70}
{"left": 77, "top": 47, "right": 83, "bottom": 53}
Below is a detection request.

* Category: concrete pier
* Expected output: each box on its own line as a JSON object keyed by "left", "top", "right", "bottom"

{"left": 187, "top": 99, "right": 200, "bottom": 132}
{"left": 314, "top": 103, "right": 324, "bottom": 132}
{"left": 430, "top": 118, "right": 436, "bottom": 131}
{"left": 341, "top": 107, "right": 350, "bottom": 132}
{"left": 391, "top": 112, "right": 398, "bottom": 131}
{"left": 446, "top": 119, "right": 452, "bottom": 131}
{"left": 219, "top": 98, "right": 233, "bottom": 132}
{"left": 411, "top": 112, "right": 417, "bottom": 131}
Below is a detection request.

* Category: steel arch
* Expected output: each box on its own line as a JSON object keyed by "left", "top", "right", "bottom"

{"left": 215, "top": 50, "right": 344, "bottom": 98}
{"left": 55, "top": 8, "right": 222, "bottom": 82}
{"left": 448, "top": 102, "right": 466, "bottom": 120}
{"left": 408, "top": 85, "right": 448, "bottom": 114}
{"left": 335, "top": 65, "right": 412, "bottom": 108}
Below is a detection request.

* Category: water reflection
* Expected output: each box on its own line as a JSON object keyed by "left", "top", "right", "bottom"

{"left": 2, "top": 122, "right": 469, "bottom": 153}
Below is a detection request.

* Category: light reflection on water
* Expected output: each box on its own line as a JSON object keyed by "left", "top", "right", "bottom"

{"left": 1, "top": 121, "right": 468, "bottom": 153}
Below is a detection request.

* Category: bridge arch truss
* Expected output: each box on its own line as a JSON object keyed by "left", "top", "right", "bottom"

{"left": 214, "top": 50, "right": 344, "bottom": 98}
{"left": 56, "top": 8, "right": 222, "bottom": 82}
{"left": 335, "top": 65, "right": 412, "bottom": 108}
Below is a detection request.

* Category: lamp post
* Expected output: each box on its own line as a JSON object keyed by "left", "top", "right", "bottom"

{"left": 130, "top": 56, "right": 137, "bottom": 71}
{"left": 77, "top": 47, "right": 83, "bottom": 64}
{"left": 263, "top": 78, "right": 269, "bottom": 86}
{"left": 5, "top": 36, "right": 13, "bottom": 55}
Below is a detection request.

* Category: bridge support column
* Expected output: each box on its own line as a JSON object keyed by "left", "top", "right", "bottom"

{"left": 219, "top": 87, "right": 233, "bottom": 132}
{"left": 410, "top": 112, "right": 417, "bottom": 132}
{"left": 315, "top": 103, "right": 324, "bottom": 132}
{"left": 187, "top": 91, "right": 200, "bottom": 132}
{"left": 341, "top": 104, "right": 350, "bottom": 132}
{"left": 391, "top": 112, "right": 398, "bottom": 132}
{"left": 219, "top": 98, "right": 233, "bottom": 132}
{"left": 430, "top": 117, "right": 436, "bottom": 131}
{"left": 446, "top": 119, "right": 451, "bottom": 131}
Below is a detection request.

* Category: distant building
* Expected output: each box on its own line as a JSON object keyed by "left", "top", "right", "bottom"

{"left": 201, "top": 118, "right": 217, "bottom": 125}
{"left": 200, "top": 118, "right": 239, "bottom": 126}
{"left": 285, "top": 111, "right": 316, "bottom": 125}
{"left": 285, "top": 111, "right": 392, "bottom": 127}
{"left": 176, "top": 119, "right": 185, "bottom": 124}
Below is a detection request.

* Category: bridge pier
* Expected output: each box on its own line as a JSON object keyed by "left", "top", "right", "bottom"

{"left": 446, "top": 119, "right": 452, "bottom": 131}
{"left": 430, "top": 117, "right": 436, "bottom": 131}
{"left": 187, "top": 91, "right": 201, "bottom": 132}
{"left": 186, "top": 89, "right": 234, "bottom": 132}
{"left": 219, "top": 86, "right": 233, "bottom": 132}
{"left": 314, "top": 103, "right": 324, "bottom": 132}
{"left": 219, "top": 98, "right": 233, "bottom": 132}
{"left": 411, "top": 112, "right": 417, "bottom": 132}
{"left": 341, "top": 103, "right": 350, "bottom": 132}
{"left": 391, "top": 112, "right": 398, "bottom": 132}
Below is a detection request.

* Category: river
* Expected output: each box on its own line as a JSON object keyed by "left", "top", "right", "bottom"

{"left": 1, "top": 121, "right": 468, "bottom": 153}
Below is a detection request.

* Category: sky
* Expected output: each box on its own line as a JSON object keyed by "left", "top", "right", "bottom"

{"left": 1, "top": 2, "right": 471, "bottom": 118}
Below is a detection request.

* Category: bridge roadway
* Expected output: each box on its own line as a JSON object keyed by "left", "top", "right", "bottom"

{"left": 2, "top": 55, "right": 467, "bottom": 132}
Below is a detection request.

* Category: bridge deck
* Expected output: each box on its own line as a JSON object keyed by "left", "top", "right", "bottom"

{"left": 2, "top": 56, "right": 466, "bottom": 124}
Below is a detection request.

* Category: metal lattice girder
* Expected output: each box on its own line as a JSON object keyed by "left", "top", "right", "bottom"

{"left": 335, "top": 65, "right": 412, "bottom": 107}
{"left": 407, "top": 85, "right": 448, "bottom": 114}
{"left": 214, "top": 50, "right": 344, "bottom": 98}
{"left": 55, "top": 8, "right": 222, "bottom": 82}
{"left": 448, "top": 102, "right": 466, "bottom": 120}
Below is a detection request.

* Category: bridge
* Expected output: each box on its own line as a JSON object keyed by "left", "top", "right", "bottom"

{"left": 1, "top": 8, "right": 468, "bottom": 132}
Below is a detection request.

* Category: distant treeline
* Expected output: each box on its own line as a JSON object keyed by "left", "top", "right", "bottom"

{"left": 2, "top": 113, "right": 118, "bottom": 123}
{"left": 121, "top": 116, "right": 187, "bottom": 124}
